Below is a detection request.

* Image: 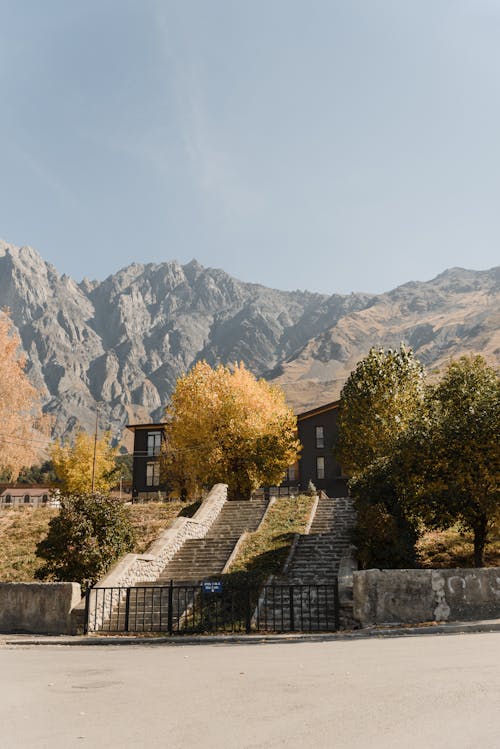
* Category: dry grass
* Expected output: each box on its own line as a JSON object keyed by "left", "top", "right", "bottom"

{"left": 228, "top": 495, "right": 315, "bottom": 581}
{"left": 417, "top": 525, "right": 500, "bottom": 568}
{"left": 126, "top": 500, "right": 199, "bottom": 553}
{"left": 0, "top": 507, "right": 59, "bottom": 582}
{"left": 0, "top": 501, "right": 199, "bottom": 582}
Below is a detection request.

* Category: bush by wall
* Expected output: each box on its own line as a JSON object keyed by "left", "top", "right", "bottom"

{"left": 35, "top": 493, "right": 135, "bottom": 591}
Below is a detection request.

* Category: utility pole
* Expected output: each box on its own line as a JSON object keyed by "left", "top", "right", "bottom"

{"left": 91, "top": 402, "right": 101, "bottom": 495}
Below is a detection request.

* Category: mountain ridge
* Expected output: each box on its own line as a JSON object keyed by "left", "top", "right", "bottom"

{"left": 0, "top": 238, "right": 498, "bottom": 442}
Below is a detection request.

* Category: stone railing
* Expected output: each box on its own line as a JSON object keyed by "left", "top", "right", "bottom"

{"left": 222, "top": 496, "right": 275, "bottom": 574}
{"left": 73, "top": 484, "right": 228, "bottom": 632}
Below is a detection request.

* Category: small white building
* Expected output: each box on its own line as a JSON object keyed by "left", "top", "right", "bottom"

{"left": 0, "top": 487, "right": 58, "bottom": 509}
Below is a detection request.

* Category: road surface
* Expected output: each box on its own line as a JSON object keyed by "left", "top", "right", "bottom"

{"left": 1, "top": 632, "right": 499, "bottom": 748}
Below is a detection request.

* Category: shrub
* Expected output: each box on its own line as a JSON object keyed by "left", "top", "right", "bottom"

{"left": 35, "top": 493, "right": 135, "bottom": 590}
{"left": 306, "top": 480, "right": 317, "bottom": 496}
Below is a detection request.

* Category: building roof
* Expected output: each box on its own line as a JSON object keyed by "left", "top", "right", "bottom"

{"left": 0, "top": 487, "right": 52, "bottom": 498}
{"left": 297, "top": 400, "right": 340, "bottom": 421}
{"left": 126, "top": 404, "right": 341, "bottom": 430}
{"left": 125, "top": 423, "right": 167, "bottom": 432}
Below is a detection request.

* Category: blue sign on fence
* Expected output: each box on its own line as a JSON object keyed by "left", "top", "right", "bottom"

{"left": 202, "top": 581, "right": 223, "bottom": 593}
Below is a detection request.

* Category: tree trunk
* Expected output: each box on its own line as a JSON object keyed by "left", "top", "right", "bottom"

{"left": 473, "top": 513, "right": 488, "bottom": 568}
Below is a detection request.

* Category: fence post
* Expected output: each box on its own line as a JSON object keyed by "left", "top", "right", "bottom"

{"left": 167, "top": 579, "right": 174, "bottom": 635}
{"left": 124, "top": 588, "right": 131, "bottom": 633}
{"left": 245, "top": 585, "right": 252, "bottom": 634}
{"left": 289, "top": 585, "right": 295, "bottom": 631}
{"left": 83, "top": 588, "right": 91, "bottom": 635}
{"left": 333, "top": 578, "right": 340, "bottom": 631}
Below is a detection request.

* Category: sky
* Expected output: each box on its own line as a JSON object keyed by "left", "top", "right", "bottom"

{"left": 0, "top": 0, "right": 499, "bottom": 295}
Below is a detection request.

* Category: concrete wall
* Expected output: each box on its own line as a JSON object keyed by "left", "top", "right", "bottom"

{"left": 0, "top": 582, "right": 81, "bottom": 634}
{"left": 353, "top": 568, "right": 500, "bottom": 626}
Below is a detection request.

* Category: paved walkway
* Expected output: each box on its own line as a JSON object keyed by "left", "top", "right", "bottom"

{"left": 2, "top": 617, "right": 500, "bottom": 647}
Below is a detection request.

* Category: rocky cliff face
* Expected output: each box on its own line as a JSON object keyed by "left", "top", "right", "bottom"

{"left": 0, "top": 240, "right": 367, "bottom": 439}
{"left": 0, "top": 238, "right": 498, "bottom": 441}
{"left": 272, "top": 266, "right": 500, "bottom": 411}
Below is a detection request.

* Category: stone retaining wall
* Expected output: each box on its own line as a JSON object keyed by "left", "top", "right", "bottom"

{"left": 0, "top": 582, "right": 81, "bottom": 634}
{"left": 353, "top": 567, "right": 500, "bottom": 626}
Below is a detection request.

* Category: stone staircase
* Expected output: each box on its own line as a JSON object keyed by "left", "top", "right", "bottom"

{"left": 105, "top": 499, "right": 269, "bottom": 632}
{"left": 255, "top": 497, "right": 356, "bottom": 631}
{"left": 285, "top": 498, "right": 356, "bottom": 583}
{"left": 154, "top": 498, "right": 268, "bottom": 584}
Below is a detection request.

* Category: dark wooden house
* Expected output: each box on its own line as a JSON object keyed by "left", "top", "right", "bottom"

{"left": 127, "top": 400, "right": 348, "bottom": 500}
{"left": 126, "top": 423, "right": 167, "bottom": 500}
{"left": 294, "top": 400, "right": 348, "bottom": 497}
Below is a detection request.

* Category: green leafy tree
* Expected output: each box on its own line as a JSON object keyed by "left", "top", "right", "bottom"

{"left": 349, "top": 457, "right": 419, "bottom": 569}
{"left": 162, "top": 361, "right": 301, "bottom": 499}
{"left": 337, "top": 345, "right": 425, "bottom": 475}
{"left": 114, "top": 453, "right": 133, "bottom": 483}
{"left": 35, "top": 493, "right": 135, "bottom": 590}
{"left": 336, "top": 346, "right": 425, "bottom": 567}
{"left": 16, "top": 460, "right": 57, "bottom": 485}
{"left": 401, "top": 355, "right": 500, "bottom": 567}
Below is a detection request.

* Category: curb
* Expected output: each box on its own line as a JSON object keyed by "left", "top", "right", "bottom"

{"left": 2, "top": 619, "right": 500, "bottom": 647}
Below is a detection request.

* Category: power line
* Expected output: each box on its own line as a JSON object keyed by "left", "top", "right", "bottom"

{"left": 0, "top": 433, "right": 52, "bottom": 447}
{"left": 0, "top": 433, "right": 223, "bottom": 459}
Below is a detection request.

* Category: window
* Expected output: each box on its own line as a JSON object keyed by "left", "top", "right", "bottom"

{"left": 147, "top": 431, "right": 162, "bottom": 456}
{"left": 315, "top": 426, "right": 325, "bottom": 449}
{"left": 4, "top": 494, "right": 11, "bottom": 504}
{"left": 316, "top": 456, "right": 325, "bottom": 480}
{"left": 286, "top": 464, "right": 297, "bottom": 482}
{"left": 146, "top": 461, "right": 160, "bottom": 487}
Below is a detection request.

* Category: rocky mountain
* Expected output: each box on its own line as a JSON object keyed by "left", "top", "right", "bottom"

{"left": 0, "top": 240, "right": 368, "bottom": 441}
{"left": 0, "top": 239, "right": 498, "bottom": 444}
{"left": 271, "top": 266, "right": 500, "bottom": 411}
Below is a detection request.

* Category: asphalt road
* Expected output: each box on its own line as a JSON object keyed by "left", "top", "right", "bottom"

{"left": 1, "top": 632, "right": 499, "bottom": 748}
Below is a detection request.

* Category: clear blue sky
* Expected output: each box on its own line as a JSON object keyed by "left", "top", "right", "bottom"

{"left": 0, "top": 1, "right": 499, "bottom": 294}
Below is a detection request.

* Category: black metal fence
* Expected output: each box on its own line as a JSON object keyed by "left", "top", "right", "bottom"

{"left": 84, "top": 581, "right": 339, "bottom": 635}
{"left": 252, "top": 485, "right": 301, "bottom": 500}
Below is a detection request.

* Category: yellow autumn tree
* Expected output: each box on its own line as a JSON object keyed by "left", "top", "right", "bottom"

{"left": 162, "top": 361, "right": 301, "bottom": 499}
{"left": 51, "top": 430, "right": 119, "bottom": 494}
{"left": 0, "top": 310, "right": 44, "bottom": 480}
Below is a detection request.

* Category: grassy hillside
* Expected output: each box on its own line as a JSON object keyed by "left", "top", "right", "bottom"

{"left": 0, "top": 501, "right": 195, "bottom": 583}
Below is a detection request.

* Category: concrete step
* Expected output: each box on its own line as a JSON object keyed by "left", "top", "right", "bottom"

{"left": 145, "top": 498, "right": 269, "bottom": 585}
{"left": 261, "top": 498, "right": 357, "bottom": 627}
